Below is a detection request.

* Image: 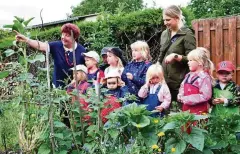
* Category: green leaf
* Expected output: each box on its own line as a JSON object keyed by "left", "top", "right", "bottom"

{"left": 163, "top": 122, "right": 176, "bottom": 130}
{"left": 18, "top": 55, "right": 27, "bottom": 66}
{"left": 3, "top": 25, "right": 13, "bottom": 29}
{"left": 165, "top": 138, "right": 186, "bottom": 154}
{"left": 183, "top": 127, "right": 205, "bottom": 151}
{"left": 28, "top": 54, "right": 45, "bottom": 63}
{"left": 23, "top": 17, "right": 34, "bottom": 26}
{"left": 0, "top": 71, "right": 9, "bottom": 79}
{"left": 59, "top": 150, "right": 68, "bottom": 154}
{"left": 54, "top": 133, "right": 64, "bottom": 139}
{"left": 210, "top": 140, "right": 228, "bottom": 149}
{"left": 83, "top": 143, "right": 96, "bottom": 152}
{"left": 4, "top": 49, "right": 15, "bottom": 57}
{"left": 131, "top": 115, "right": 150, "bottom": 128}
{"left": 14, "top": 16, "right": 24, "bottom": 23}
{"left": 38, "top": 143, "right": 51, "bottom": 154}
{"left": 54, "top": 121, "right": 66, "bottom": 128}
{"left": 203, "top": 148, "right": 214, "bottom": 154}
{"left": 108, "top": 129, "right": 119, "bottom": 140}
{"left": 12, "top": 20, "right": 24, "bottom": 34}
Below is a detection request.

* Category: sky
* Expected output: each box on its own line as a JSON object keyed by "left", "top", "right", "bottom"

{"left": 0, "top": 0, "right": 190, "bottom": 28}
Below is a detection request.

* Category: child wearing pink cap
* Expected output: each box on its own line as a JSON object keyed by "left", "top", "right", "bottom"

{"left": 101, "top": 70, "right": 129, "bottom": 123}
{"left": 211, "top": 61, "right": 240, "bottom": 115}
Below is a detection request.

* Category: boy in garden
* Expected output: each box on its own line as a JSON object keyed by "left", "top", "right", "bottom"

{"left": 211, "top": 61, "right": 240, "bottom": 115}
{"left": 83, "top": 51, "right": 105, "bottom": 85}
{"left": 99, "top": 47, "right": 110, "bottom": 71}
{"left": 211, "top": 61, "right": 240, "bottom": 140}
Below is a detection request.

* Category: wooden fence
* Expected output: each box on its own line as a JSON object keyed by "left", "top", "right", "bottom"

{"left": 192, "top": 16, "right": 240, "bottom": 85}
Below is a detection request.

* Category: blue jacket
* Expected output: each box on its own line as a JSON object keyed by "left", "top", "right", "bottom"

{"left": 107, "top": 86, "right": 129, "bottom": 105}
{"left": 121, "top": 61, "right": 151, "bottom": 96}
{"left": 49, "top": 41, "right": 85, "bottom": 88}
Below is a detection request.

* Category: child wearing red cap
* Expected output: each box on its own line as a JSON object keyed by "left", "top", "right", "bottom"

{"left": 211, "top": 61, "right": 240, "bottom": 115}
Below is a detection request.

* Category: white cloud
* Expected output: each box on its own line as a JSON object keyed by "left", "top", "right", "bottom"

{"left": 0, "top": 0, "right": 190, "bottom": 28}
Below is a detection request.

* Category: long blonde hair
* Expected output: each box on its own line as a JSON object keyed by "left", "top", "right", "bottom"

{"left": 163, "top": 5, "right": 185, "bottom": 28}
{"left": 130, "top": 40, "right": 152, "bottom": 61}
{"left": 187, "top": 47, "right": 214, "bottom": 75}
{"left": 146, "top": 62, "right": 165, "bottom": 84}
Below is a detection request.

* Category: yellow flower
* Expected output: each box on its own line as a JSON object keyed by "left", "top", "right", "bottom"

{"left": 202, "top": 112, "right": 207, "bottom": 115}
{"left": 153, "top": 119, "right": 159, "bottom": 124}
{"left": 157, "top": 132, "right": 165, "bottom": 137}
{"left": 158, "top": 148, "right": 162, "bottom": 152}
{"left": 151, "top": 144, "right": 159, "bottom": 149}
{"left": 136, "top": 124, "right": 141, "bottom": 128}
{"left": 171, "top": 147, "right": 176, "bottom": 152}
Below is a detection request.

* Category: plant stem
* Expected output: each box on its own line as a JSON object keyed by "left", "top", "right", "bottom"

{"left": 71, "top": 30, "right": 85, "bottom": 144}
{"left": 46, "top": 43, "right": 55, "bottom": 154}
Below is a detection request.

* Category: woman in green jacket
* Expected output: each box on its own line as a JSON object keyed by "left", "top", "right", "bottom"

{"left": 158, "top": 5, "right": 196, "bottom": 108}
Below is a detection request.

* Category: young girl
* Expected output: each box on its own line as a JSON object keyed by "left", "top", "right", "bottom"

{"left": 83, "top": 50, "right": 105, "bottom": 84}
{"left": 101, "top": 70, "right": 128, "bottom": 123}
{"left": 104, "top": 47, "right": 126, "bottom": 76}
{"left": 138, "top": 63, "right": 171, "bottom": 117}
{"left": 67, "top": 65, "right": 91, "bottom": 121}
{"left": 177, "top": 47, "right": 214, "bottom": 114}
{"left": 121, "top": 41, "right": 152, "bottom": 102}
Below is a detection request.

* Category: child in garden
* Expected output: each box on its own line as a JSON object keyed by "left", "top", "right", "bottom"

{"left": 177, "top": 47, "right": 213, "bottom": 114}
{"left": 121, "top": 41, "right": 152, "bottom": 103}
{"left": 99, "top": 47, "right": 110, "bottom": 71}
{"left": 138, "top": 62, "right": 171, "bottom": 117}
{"left": 104, "top": 47, "right": 126, "bottom": 76}
{"left": 67, "top": 64, "right": 91, "bottom": 121}
{"left": 83, "top": 51, "right": 105, "bottom": 84}
{"left": 211, "top": 61, "right": 240, "bottom": 115}
{"left": 101, "top": 70, "right": 128, "bottom": 123}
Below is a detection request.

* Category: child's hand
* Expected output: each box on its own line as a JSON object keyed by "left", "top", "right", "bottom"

{"left": 212, "top": 98, "right": 224, "bottom": 104}
{"left": 155, "top": 106, "right": 164, "bottom": 112}
{"left": 120, "top": 81, "right": 125, "bottom": 87}
{"left": 164, "top": 53, "right": 175, "bottom": 64}
{"left": 177, "top": 94, "right": 183, "bottom": 103}
{"left": 70, "top": 79, "right": 76, "bottom": 85}
{"left": 126, "top": 73, "right": 133, "bottom": 80}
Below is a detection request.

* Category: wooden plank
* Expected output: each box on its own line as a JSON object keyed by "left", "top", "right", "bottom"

{"left": 203, "top": 19, "right": 211, "bottom": 50}
{"left": 192, "top": 21, "right": 199, "bottom": 47}
{"left": 229, "top": 17, "right": 237, "bottom": 82}
{"left": 215, "top": 18, "right": 224, "bottom": 65}
{"left": 210, "top": 30, "right": 216, "bottom": 65}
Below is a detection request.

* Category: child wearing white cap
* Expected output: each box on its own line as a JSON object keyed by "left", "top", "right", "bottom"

{"left": 67, "top": 65, "right": 91, "bottom": 121}
{"left": 83, "top": 51, "right": 105, "bottom": 84}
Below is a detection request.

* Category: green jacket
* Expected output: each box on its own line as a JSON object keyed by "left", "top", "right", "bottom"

{"left": 159, "top": 27, "right": 196, "bottom": 91}
{"left": 211, "top": 80, "right": 240, "bottom": 115}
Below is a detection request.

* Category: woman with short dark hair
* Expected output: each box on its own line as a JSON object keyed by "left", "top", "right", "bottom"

{"left": 15, "top": 23, "right": 85, "bottom": 88}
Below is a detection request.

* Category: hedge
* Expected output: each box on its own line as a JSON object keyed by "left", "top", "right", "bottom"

{"left": 0, "top": 8, "right": 193, "bottom": 62}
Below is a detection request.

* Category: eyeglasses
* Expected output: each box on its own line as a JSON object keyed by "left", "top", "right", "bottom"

{"left": 107, "top": 82, "right": 117, "bottom": 85}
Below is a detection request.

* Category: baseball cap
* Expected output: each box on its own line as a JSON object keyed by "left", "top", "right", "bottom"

{"left": 109, "top": 47, "right": 127, "bottom": 66}
{"left": 217, "top": 61, "right": 235, "bottom": 72}
{"left": 83, "top": 51, "right": 100, "bottom": 63}
{"left": 101, "top": 47, "right": 111, "bottom": 56}
{"left": 70, "top": 65, "right": 88, "bottom": 74}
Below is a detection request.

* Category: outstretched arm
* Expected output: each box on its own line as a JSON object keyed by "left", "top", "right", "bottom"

{"left": 14, "top": 30, "right": 48, "bottom": 52}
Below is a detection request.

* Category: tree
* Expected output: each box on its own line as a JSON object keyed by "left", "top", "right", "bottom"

{"left": 71, "top": 0, "right": 144, "bottom": 16}
{"left": 189, "top": 0, "right": 240, "bottom": 19}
